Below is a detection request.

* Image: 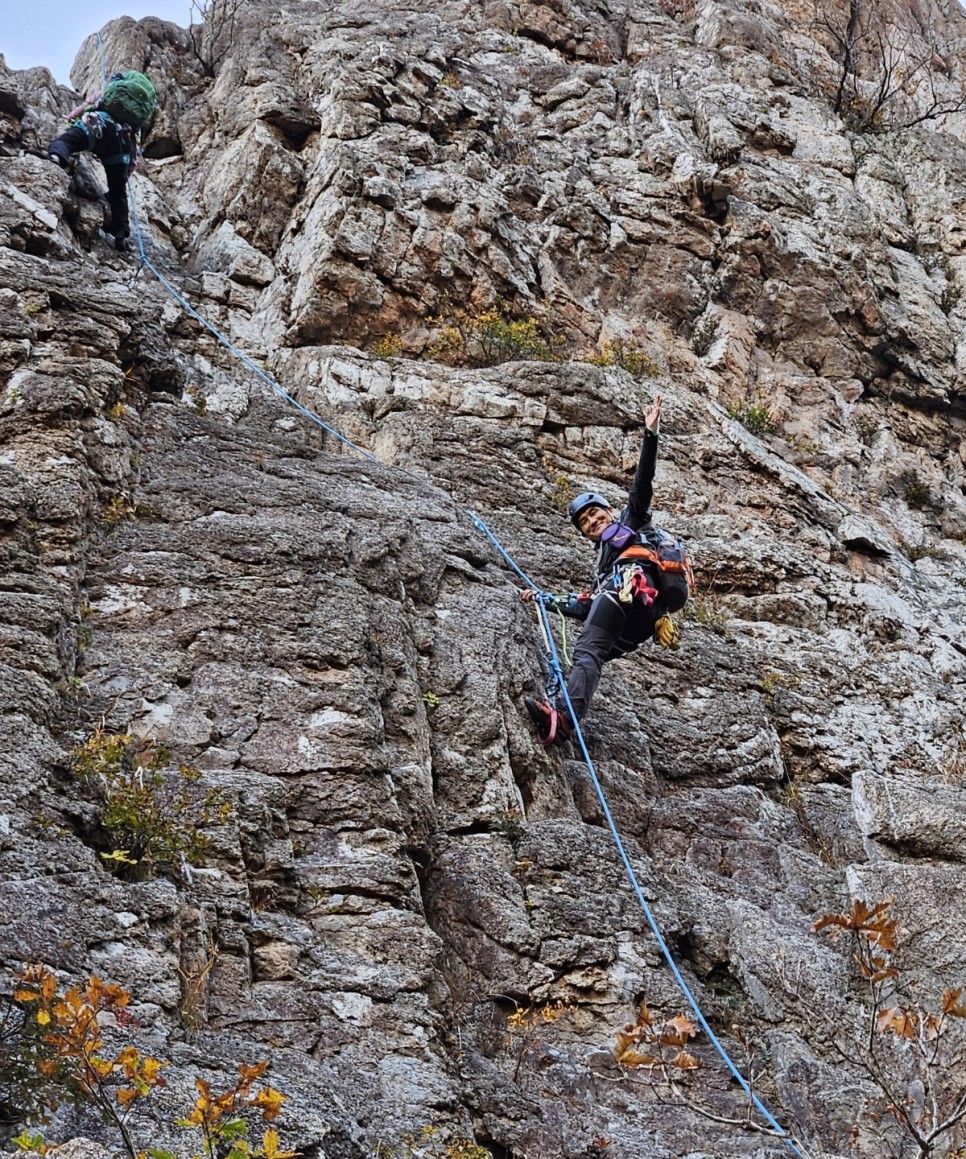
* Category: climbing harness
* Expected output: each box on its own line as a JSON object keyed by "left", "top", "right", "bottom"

{"left": 617, "top": 563, "right": 657, "bottom": 605}
{"left": 71, "top": 110, "right": 133, "bottom": 168}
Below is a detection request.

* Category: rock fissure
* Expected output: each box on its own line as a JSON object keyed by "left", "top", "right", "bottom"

{"left": 3, "top": 0, "right": 966, "bottom": 1155}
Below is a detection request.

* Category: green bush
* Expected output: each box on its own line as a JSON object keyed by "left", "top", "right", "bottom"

{"left": 690, "top": 315, "right": 719, "bottom": 357}
{"left": 427, "top": 298, "right": 565, "bottom": 367}
{"left": 726, "top": 401, "right": 779, "bottom": 436}
{"left": 585, "top": 338, "right": 660, "bottom": 379}
{"left": 71, "top": 726, "right": 230, "bottom": 876}
{"left": 900, "top": 470, "right": 935, "bottom": 511}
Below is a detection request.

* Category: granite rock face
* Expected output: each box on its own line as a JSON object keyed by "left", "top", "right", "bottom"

{"left": 2, "top": 0, "right": 966, "bottom": 1156}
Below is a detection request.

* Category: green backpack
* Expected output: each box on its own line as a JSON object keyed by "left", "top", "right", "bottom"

{"left": 99, "top": 71, "right": 157, "bottom": 130}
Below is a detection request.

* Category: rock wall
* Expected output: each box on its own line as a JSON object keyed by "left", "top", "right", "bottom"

{"left": 2, "top": 0, "right": 966, "bottom": 1156}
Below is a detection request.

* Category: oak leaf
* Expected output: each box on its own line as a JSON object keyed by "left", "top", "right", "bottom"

{"left": 942, "top": 988, "right": 966, "bottom": 1018}
{"left": 876, "top": 1007, "right": 919, "bottom": 1039}
{"left": 252, "top": 1087, "right": 286, "bottom": 1121}
{"left": 261, "top": 1129, "right": 296, "bottom": 1159}
{"left": 615, "top": 1047, "right": 661, "bottom": 1068}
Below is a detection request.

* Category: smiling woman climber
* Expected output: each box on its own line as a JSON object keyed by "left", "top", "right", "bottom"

{"left": 522, "top": 393, "right": 693, "bottom": 746}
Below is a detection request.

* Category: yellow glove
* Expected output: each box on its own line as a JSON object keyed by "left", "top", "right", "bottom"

{"left": 654, "top": 614, "right": 680, "bottom": 650}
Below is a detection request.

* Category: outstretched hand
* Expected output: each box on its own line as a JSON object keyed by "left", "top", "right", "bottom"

{"left": 644, "top": 393, "right": 664, "bottom": 434}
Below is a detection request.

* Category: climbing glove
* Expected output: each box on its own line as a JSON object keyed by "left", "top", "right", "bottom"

{"left": 654, "top": 613, "right": 681, "bottom": 650}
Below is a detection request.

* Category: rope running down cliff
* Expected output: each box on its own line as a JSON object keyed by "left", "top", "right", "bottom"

{"left": 125, "top": 191, "right": 811, "bottom": 1159}
{"left": 111, "top": 58, "right": 808, "bottom": 1159}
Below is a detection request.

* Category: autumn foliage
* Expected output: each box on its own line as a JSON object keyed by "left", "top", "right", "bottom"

{"left": 14, "top": 965, "right": 165, "bottom": 1157}
{"left": 812, "top": 898, "right": 966, "bottom": 1156}
{"left": 615, "top": 1005, "right": 699, "bottom": 1073}
{"left": 10, "top": 965, "right": 292, "bottom": 1159}
{"left": 503, "top": 999, "right": 571, "bottom": 1083}
{"left": 159, "top": 1060, "right": 292, "bottom": 1159}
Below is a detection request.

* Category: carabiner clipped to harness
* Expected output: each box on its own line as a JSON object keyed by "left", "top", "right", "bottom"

{"left": 617, "top": 564, "right": 658, "bottom": 606}
{"left": 79, "top": 110, "right": 107, "bottom": 140}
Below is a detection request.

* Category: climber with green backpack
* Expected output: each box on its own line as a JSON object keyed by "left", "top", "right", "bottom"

{"left": 521, "top": 393, "right": 694, "bottom": 746}
{"left": 48, "top": 70, "right": 158, "bottom": 252}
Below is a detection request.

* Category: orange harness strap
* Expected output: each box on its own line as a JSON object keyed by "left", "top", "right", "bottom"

{"left": 617, "top": 546, "right": 695, "bottom": 591}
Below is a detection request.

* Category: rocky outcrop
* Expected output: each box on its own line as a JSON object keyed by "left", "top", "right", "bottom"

{"left": 2, "top": 0, "right": 966, "bottom": 1156}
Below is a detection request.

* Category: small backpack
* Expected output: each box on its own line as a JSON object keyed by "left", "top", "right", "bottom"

{"left": 611, "top": 526, "right": 694, "bottom": 613}
{"left": 99, "top": 71, "right": 157, "bottom": 131}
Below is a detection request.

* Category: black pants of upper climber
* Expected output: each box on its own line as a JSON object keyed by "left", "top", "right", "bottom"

{"left": 49, "top": 123, "right": 130, "bottom": 239}
{"left": 565, "top": 590, "right": 660, "bottom": 722}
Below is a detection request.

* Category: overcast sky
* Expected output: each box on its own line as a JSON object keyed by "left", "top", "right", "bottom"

{"left": 2, "top": 1, "right": 190, "bottom": 87}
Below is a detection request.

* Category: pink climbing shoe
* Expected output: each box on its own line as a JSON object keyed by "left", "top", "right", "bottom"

{"left": 524, "top": 697, "right": 574, "bottom": 747}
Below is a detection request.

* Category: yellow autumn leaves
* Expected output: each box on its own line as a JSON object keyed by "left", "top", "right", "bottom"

{"left": 614, "top": 1005, "right": 700, "bottom": 1072}
{"left": 13, "top": 964, "right": 293, "bottom": 1159}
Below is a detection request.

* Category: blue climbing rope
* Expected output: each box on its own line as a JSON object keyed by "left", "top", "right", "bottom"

{"left": 128, "top": 197, "right": 378, "bottom": 462}
{"left": 96, "top": 30, "right": 107, "bottom": 91}
{"left": 473, "top": 515, "right": 810, "bottom": 1158}
{"left": 124, "top": 188, "right": 809, "bottom": 1159}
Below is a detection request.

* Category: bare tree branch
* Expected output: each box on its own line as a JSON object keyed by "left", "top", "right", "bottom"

{"left": 188, "top": 0, "right": 248, "bottom": 78}
{"left": 812, "top": 0, "right": 966, "bottom": 132}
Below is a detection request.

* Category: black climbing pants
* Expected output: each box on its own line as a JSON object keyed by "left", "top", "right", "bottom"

{"left": 566, "top": 590, "right": 659, "bottom": 722}
{"left": 49, "top": 123, "right": 131, "bottom": 238}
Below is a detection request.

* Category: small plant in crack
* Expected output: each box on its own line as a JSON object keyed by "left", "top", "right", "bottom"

{"left": 900, "top": 470, "right": 937, "bottom": 511}
{"left": 69, "top": 724, "right": 231, "bottom": 878}
{"left": 489, "top": 808, "right": 526, "bottom": 851}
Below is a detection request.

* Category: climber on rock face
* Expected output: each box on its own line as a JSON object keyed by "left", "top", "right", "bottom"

{"left": 47, "top": 70, "right": 157, "bottom": 253}
{"left": 522, "top": 392, "right": 689, "bottom": 746}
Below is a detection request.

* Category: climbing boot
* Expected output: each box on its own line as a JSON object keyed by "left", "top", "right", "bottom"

{"left": 525, "top": 697, "right": 573, "bottom": 748}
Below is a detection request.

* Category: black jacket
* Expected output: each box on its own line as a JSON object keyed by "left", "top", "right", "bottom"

{"left": 49, "top": 116, "right": 132, "bottom": 238}
{"left": 555, "top": 430, "right": 659, "bottom": 618}
{"left": 592, "top": 429, "right": 658, "bottom": 583}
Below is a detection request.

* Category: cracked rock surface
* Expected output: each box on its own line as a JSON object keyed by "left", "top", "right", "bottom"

{"left": 2, "top": 0, "right": 966, "bottom": 1155}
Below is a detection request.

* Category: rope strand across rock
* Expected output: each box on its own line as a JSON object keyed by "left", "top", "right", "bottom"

{"left": 119, "top": 165, "right": 811, "bottom": 1154}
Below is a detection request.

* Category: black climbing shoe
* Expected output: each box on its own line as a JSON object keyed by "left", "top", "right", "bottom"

{"left": 114, "top": 234, "right": 132, "bottom": 253}
{"left": 525, "top": 697, "right": 573, "bottom": 748}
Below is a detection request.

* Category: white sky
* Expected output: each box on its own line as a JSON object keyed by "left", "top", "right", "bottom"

{"left": 4, "top": 0, "right": 966, "bottom": 89}
{"left": 2, "top": 1, "right": 190, "bottom": 86}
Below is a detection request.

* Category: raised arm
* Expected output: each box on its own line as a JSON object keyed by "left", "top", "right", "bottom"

{"left": 626, "top": 393, "right": 663, "bottom": 524}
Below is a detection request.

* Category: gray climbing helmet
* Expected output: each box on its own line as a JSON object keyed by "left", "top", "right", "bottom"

{"left": 567, "top": 492, "right": 611, "bottom": 527}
